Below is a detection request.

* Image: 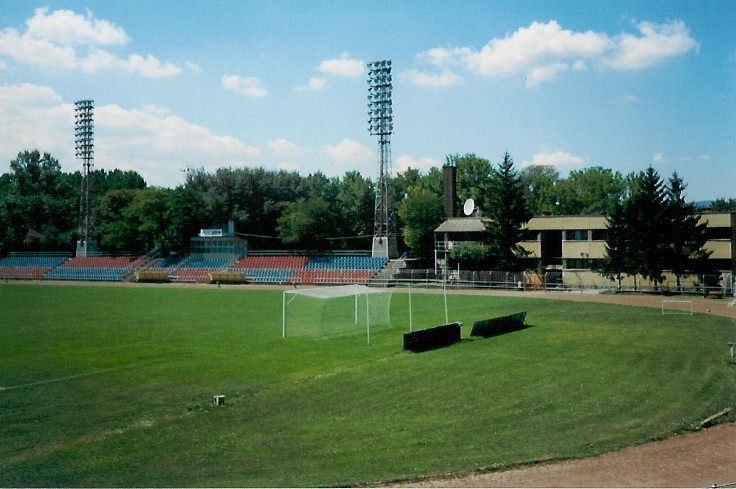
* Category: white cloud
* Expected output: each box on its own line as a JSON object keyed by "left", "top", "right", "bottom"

{"left": 0, "top": 83, "right": 261, "bottom": 187}
{"left": 394, "top": 155, "right": 440, "bottom": 174}
{"left": 320, "top": 139, "right": 373, "bottom": 164}
{"left": 81, "top": 50, "right": 181, "bottom": 77}
{"left": 221, "top": 74, "right": 268, "bottom": 98}
{"left": 525, "top": 62, "right": 571, "bottom": 87}
{"left": 124, "top": 53, "right": 182, "bottom": 78}
{"left": 0, "top": 84, "right": 71, "bottom": 168}
{"left": 0, "top": 7, "right": 180, "bottom": 77}
{"left": 605, "top": 20, "right": 699, "bottom": 70}
{"left": 652, "top": 152, "right": 665, "bottom": 163}
{"left": 408, "top": 19, "right": 698, "bottom": 87}
{"left": 293, "top": 77, "right": 327, "bottom": 92}
{"left": 418, "top": 47, "right": 464, "bottom": 67}
{"left": 318, "top": 52, "right": 364, "bottom": 77}
{"left": 465, "top": 21, "right": 612, "bottom": 77}
{"left": 267, "top": 138, "right": 302, "bottom": 157}
{"left": 185, "top": 61, "right": 202, "bottom": 73}
{"left": 25, "top": 7, "right": 128, "bottom": 46}
{"left": 0, "top": 27, "right": 78, "bottom": 69}
{"left": 522, "top": 151, "right": 585, "bottom": 169}
{"left": 401, "top": 69, "right": 461, "bottom": 87}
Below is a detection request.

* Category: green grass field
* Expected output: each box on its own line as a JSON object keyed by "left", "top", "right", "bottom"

{"left": 1, "top": 284, "right": 735, "bottom": 487}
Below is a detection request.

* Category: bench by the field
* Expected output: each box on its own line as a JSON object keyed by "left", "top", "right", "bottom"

{"left": 403, "top": 323, "right": 462, "bottom": 353}
{"left": 470, "top": 312, "right": 527, "bottom": 338}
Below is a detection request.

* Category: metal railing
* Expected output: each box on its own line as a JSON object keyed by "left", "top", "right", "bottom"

{"left": 369, "top": 269, "right": 735, "bottom": 297}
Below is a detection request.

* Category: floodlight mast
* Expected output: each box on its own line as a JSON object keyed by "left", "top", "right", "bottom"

{"left": 75, "top": 100, "right": 94, "bottom": 257}
{"left": 367, "top": 59, "right": 397, "bottom": 258}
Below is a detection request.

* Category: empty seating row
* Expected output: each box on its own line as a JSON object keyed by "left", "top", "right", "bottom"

{"left": 291, "top": 269, "right": 375, "bottom": 285}
{"left": 228, "top": 255, "right": 388, "bottom": 285}
{"left": 60, "top": 256, "right": 145, "bottom": 268}
{"left": 0, "top": 267, "right": 49, "bottom": 280}
{"left": 0, "top": 255, "right": 69, "bottom": 280}
{"left": 169, "top": 268, "right": 212, "bottom": 283}
{"left": 45, "top": 267, "right": 130, "bottom": 281}
{"left": 178, "top": 257, "right": 232, "bottom": 269}
{"left": 0, "top": 256, "right": 68, "bottom": 267}
{"left": 303, "top": 256, "right": 387, "bottom": 270}
{"left": 166, "top": 256, "right": 237, "bottom": 283}
{"left": 240, "top": 268, "right": 295, "bottom": 284}
{"left": 232, "top": 255, "right": 308, "bottom": 269}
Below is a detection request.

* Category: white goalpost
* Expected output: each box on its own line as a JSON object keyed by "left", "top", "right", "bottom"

{"left": 282, "top": 285, "right": 393, "bottom": 344}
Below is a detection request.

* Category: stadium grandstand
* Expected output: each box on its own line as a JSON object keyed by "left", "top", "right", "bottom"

{"left": 0, "top": 250, "right": 390, "bottom": 285}
{"left": 44, "top": 256, "right": 147, "bottom": 281}
{"left": 0, "top": 220, "right": 391, "bottom": 285}
{"left": 0, "top": 254, "right": 69, "bottom": 280}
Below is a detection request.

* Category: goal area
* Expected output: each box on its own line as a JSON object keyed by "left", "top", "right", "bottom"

{"left": 282, "top": 285, "right": 393, "bottom": 342}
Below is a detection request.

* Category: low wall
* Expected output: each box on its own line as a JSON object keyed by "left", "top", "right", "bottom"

{"left": 470, "top": 311, "right": 527, "bottom": 338}
{"left": 403, "top": 322, "right": 461, "bottom": 353}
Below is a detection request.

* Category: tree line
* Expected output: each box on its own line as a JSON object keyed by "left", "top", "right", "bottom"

{"left": 600, "top": 167, "right": 716, "bottom": 290}
{"left": 1, "top": 149, "right": 733, "bottom": 272}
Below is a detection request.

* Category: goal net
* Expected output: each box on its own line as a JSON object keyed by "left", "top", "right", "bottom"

{"left": 661, "top": 299, "right": 693, "bottom": 315}
{"left": 282, "top": 285, "right": 393, "bottom": 341}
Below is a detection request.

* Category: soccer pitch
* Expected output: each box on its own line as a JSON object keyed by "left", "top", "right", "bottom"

{"left": 1, "top": 284, "right": 734, "bottom": 487}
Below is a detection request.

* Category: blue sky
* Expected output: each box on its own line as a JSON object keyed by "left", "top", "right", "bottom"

{"left": 1, "top": 1, "right": 734, "bottom": 201}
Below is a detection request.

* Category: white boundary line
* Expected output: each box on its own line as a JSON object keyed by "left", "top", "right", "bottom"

{"left": 0, "top": 361, "right": 160, "bottom": 391}
{"left": 0, "top": 370, "right": 112, "bottom": 391}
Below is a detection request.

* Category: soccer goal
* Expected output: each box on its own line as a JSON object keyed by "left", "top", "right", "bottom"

{"left": 282, "top": 285, "right": 393, "bottom": 344}
{"left": 661, "top": 299, "right": 693, "bottom": 315}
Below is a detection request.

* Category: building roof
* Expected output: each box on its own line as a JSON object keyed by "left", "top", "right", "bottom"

{"left": 523, "top": 215, "right": 607, "bottom": 231}
{"left": 435, "top": 217, "right": 488, "bottom": 233}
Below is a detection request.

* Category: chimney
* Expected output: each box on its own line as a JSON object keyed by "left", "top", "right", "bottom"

{"left": 442, "top": 163, "right": 457, "bottom": 218}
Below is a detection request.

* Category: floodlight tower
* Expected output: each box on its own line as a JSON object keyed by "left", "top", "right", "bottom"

{"left": 75, "top": 99, "right": 94, "bottom": 257}
{"left": 367, "top": 59, "right": 397, "bottom": 258}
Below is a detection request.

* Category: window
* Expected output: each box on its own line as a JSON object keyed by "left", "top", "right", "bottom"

{"left": 565, "top": 230, "right": 588, "bottom": 241}
{"left": 591, "top": 229, "right": 607, "bottom": 241}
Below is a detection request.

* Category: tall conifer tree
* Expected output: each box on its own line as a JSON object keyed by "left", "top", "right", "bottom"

{"left": 485, "top": 152, "right": 530, "bottom": 271}
{"left": 665, "top": 172, "right": 711, "bottom": 289}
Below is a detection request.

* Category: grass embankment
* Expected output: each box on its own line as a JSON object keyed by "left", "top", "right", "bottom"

{"left": 1, "top": 284, "right": 734, "bottom": 486}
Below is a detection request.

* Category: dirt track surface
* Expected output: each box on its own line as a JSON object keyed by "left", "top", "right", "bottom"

{"left": 406, "top": 422, "right": 736, "bottom": 488}
{"left": 399, "top": 290, "right": 736, "bottom": 488}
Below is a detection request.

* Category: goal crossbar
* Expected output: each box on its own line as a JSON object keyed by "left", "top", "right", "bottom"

{"left": 661, "top": 299, "right": 693, "bottom": 315}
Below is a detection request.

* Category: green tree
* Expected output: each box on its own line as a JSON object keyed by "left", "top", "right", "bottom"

{"left": 449, "top": 153, "right": 494, "bottom": 214}
{"left": 162, "top": 186, "right": 208, "bottom": 253}
{"left": 665, "top": 172, "right": 711, "bottom": 289}
{"left": 556, "top": 167, "right": 625, "bottom": 215}
{"left": 335, "top": 171, "right": 375, "bottom": 248}
{"left": 627, "top": 167, "right": 669, "bottom": 289}
{"left": 520, "top": 164, "right": 560, "bottom": 216}
{"left": 276, "top": 196, "right": 335, "bottom": 249}
{"left": 450, "top": 242, "right": 493, "bottom": 271}
{"left": 95, "top": 189, "right": 139, "bottom": 254}
{"left": 600, "top": 200, "right": 632, "bottom": 290}
{"left": 397, "top": 189, "right": 444, "bottom": 257}
{"left": 710, "top": 197, "right": 736, "bottom": 212}
{"left": 485, "top": 152, "right": 531, "bottom": 271}
{"left": 2, "top": 150, "right": 78, "bottom": 251}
